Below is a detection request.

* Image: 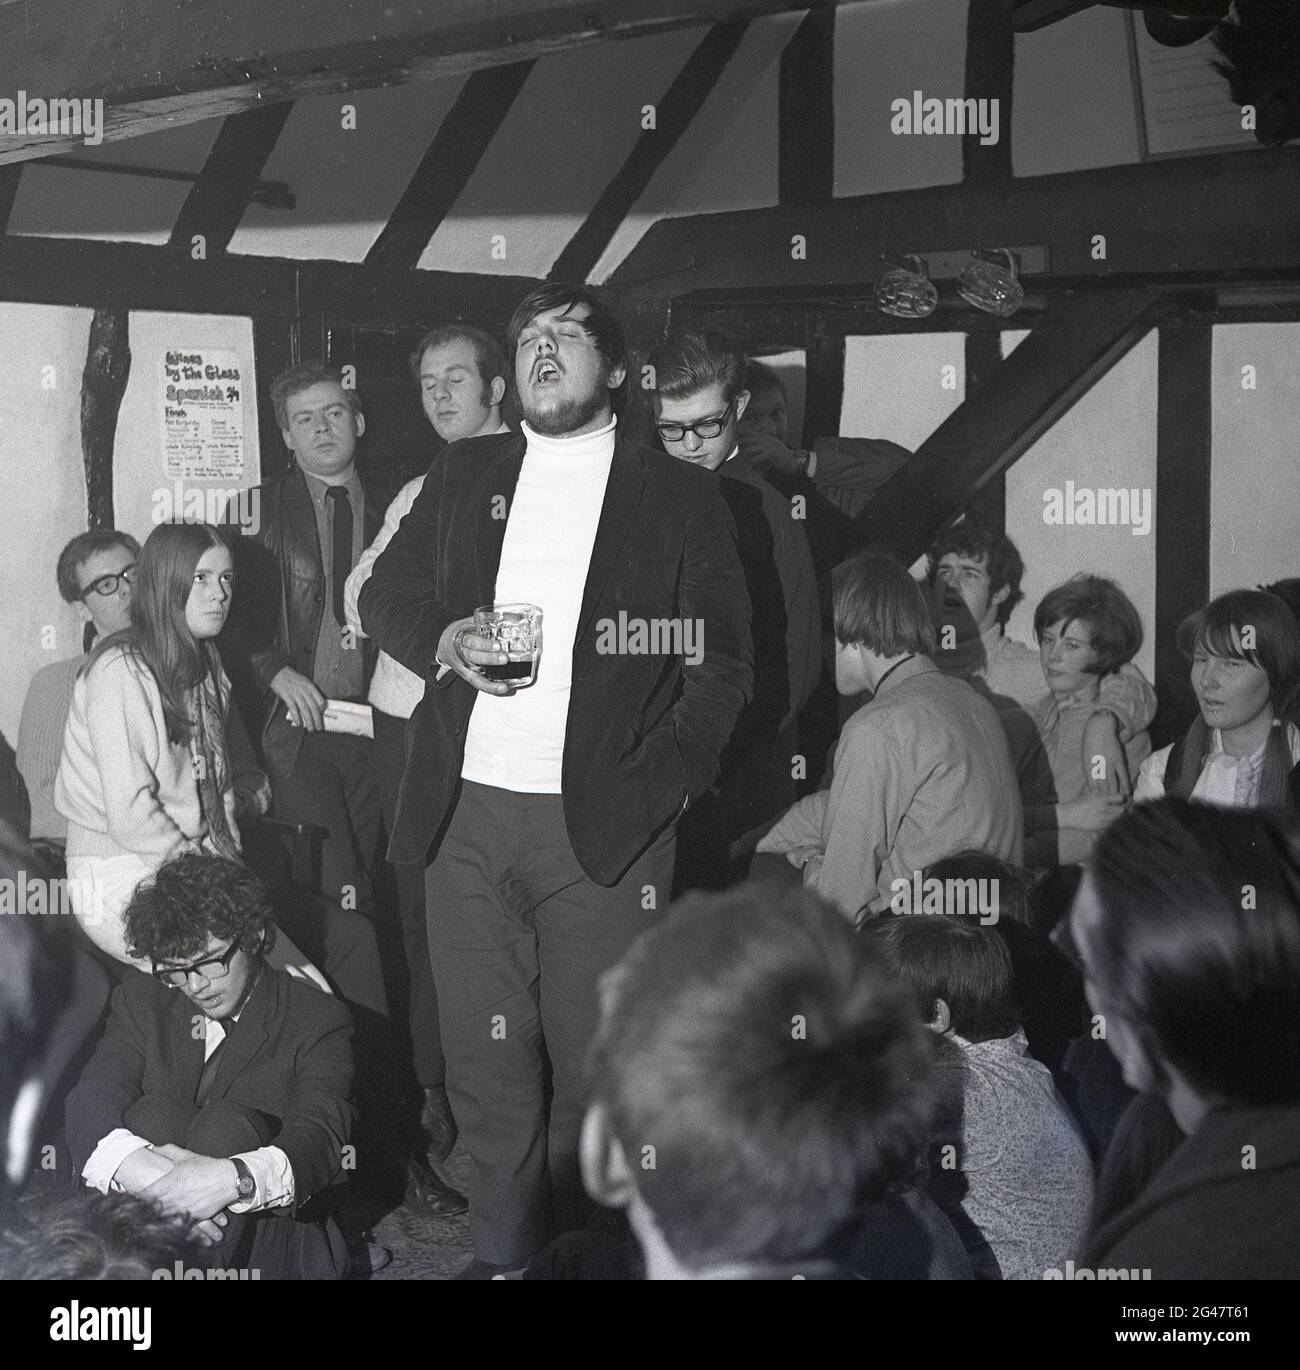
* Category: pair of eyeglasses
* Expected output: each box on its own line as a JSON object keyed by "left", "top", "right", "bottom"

{"left": 655, "top": 401, "right": 734, "bottom": 443}
{"left": 152, "top": 937, "right": 242, "bottom": 988}
{"left": 80, "top": 565, "right": 135, "bottom": 600}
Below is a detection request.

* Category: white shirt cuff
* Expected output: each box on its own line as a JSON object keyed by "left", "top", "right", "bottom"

{"left": 82, "top": 1129, "right": 153, "bottom": 1194}
{"left": 228, "top": 1145, "right": 296, "bottom": 1213}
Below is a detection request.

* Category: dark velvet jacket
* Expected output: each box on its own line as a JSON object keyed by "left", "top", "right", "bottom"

{"left": 1083, "top": 1102, "right": 1300, "bottom": 1279}
{"left": 357, "top": 428, "right": 753, "bottom": 884}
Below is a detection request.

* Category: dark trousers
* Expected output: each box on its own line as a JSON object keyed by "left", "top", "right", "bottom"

{"left": 124, "top": 1095, "right": 347, "bottom": 1280}
{"left": 426, "top": 780, "right": 675, "bottom": 1266}
{"left": 372, "top": 708, "right": 444, "bottom": 1089}
{"left": 271, "top": 729, "right": 382, "bottom": 916}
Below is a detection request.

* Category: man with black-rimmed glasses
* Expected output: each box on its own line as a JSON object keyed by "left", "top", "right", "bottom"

{"left": 17, "top": 529, "right": 140, "bottom": 843}
{"left": 65, "top": 853, "right": 355, "bottom": 1279}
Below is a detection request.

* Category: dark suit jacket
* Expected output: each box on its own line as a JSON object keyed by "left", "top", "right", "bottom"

{"left": 358, "top": 428, "right": 753, "bottom": 884}
{"left": 225, "top": 465, "right": 383, "bottom": 780}
{"left": 65, "top": 963, "right": 355, "bottom": 1216}
{"left": 1083, "top": 1103, "right": 1300, "bottom": 1278}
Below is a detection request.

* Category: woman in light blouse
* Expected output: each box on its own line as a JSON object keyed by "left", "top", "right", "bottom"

{"left": 1022, "top": 576, "right": 1151, "bottom": 867}
{"left": 1135, "top": 589, "right": 1300, "bottom": 808}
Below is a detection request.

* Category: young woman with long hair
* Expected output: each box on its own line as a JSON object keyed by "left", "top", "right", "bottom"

{"left": 1135, "top": 588, "right": 1300, "bottom": 807}
{"left": 55, "top": 522, "right": 283, "bottom": 969}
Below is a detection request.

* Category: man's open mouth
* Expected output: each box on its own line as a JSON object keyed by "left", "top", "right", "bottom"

{"left": 534, "top": 360, "right": 561, "bottom": 383}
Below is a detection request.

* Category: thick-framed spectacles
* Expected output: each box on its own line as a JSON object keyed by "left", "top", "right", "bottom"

{"left": 655, "top": 401, "right": 735, "bottom": 444}
{"left": 80, "top": 565, "right": 135, "bottom": 600}
{"left": 152, "top": 937, "right": 243, "bottom": 989}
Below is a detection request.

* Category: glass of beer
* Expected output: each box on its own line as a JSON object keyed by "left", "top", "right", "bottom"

{"left": 473, "top": 602, "right": 543, "bottom": 686}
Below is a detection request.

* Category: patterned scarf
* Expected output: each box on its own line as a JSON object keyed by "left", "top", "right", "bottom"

{"left": 191, "top": 671, "right": 241, "bottom": 861}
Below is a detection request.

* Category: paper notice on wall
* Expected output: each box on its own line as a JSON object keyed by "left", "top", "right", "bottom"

{"left": 1129, "top": 16, "right": 1259, "bottom": 159}
{"left": 162, "top": 348, "right": 247, "bottom": 481}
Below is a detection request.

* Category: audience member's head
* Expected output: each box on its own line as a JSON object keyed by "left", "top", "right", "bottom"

{"left": 125, "top": 854, "right": 274, "bottom": 1023}
{"left": 56, "top": 529, "right": 141, "bottom": 650}
{"left": 1073, "top": 799, "right": 1300, "bottom": 1133}
{"left": 736, "top": 360, "right": 790, "bottom": 445}
{"left": 507, "top": 282, "right": 629, "bottom": 432}
{"left": 0, "top": 1191, "right": 191, "bottom": 1279}
{"left": 271, "top": 360, "right": 364, "bottom": 481}
{"left": 88, "top": 521, "right": 233, "bottom": 746}
{"left": 925, "top": 851, "right": 1031, "bottom": 926}
{"left": 868, "top": 913, "right": 1018, "bottom": 1043}
{"left": 648, "top": 330, "right": 748, "bottom": 473}
{"left": 582, "top": 883, "right": 935, "bottom": 1278}
{"left": 408, "top": 323, "right": 508, "bottom": 444}
{"left": 1168, "top": 588, "right": 1300, "bottom": 806}
{"left": 1033, "top": 574, "right": 1143, "bottom": 694}
{"left": 927, "top": 517, "right": 1025, "bottom": 643}
{"left": 0, "top": 829, "right": 72, "bottom": 1212}
{"left": 831, "top": 552, "right": 936, "bottom": 695}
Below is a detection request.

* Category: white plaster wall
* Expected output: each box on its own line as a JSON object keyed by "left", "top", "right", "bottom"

{"left": 1210, "top": 324, "right": 1300, "bottom": 596}
{"left": 1003, "top": 330, "right": 1158, "bottom": 680}
{"left": 0, "top": 303, "right": 95, "bottom": 744}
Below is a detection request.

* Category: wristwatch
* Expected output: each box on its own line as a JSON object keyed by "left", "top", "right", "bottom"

{"left": 230, "top": 1157, "right": 256, "bottom": 1202}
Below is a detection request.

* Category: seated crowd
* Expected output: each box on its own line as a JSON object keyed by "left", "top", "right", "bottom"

{"left": 2, "top": 289, "right": 1298, "bottom": 1280}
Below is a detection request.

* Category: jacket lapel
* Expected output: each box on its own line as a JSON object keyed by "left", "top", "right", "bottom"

{"left": 168, "top": 989, "right": 206, "bottom": 1103}
{"left": 285, "top": 466, "right": 323, "bottom": 585}
{"left": 200, "top": 964, "right": 273, "bottom": 1105}
{"left": 474, "top": 437, "right": 526, "bottom": 605}
{"left": 576, "top": 435, "right": 647, "bottom": 646}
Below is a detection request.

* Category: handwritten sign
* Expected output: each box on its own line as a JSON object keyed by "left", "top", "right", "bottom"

{"left": 162, "top": 348, "right": 246, "bottom": 481}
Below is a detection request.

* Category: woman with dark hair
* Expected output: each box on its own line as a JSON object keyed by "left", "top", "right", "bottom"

{"left": 1135, "top": 588, "right": 1300, "bottom": 807}
{"left": 1072, "top": 799, "right": 1300, "bottom": 1278}
{"left": 1022, "top": 575, "right": 1152, "bottom": 868}
{"left": 54, "top": 523, "right": 275, "bottom": 969}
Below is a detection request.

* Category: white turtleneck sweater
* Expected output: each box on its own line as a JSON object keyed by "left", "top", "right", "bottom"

{"left": 461, "top": 417, "right": 616, "bottom": 792}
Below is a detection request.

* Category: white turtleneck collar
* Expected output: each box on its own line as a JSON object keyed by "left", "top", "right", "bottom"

{"left": 520, "top": 416, "right": 616, "bottom": 468}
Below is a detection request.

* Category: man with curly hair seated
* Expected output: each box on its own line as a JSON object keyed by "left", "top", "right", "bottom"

{"left": 64, "top": 853, "right": 355, "bottom": 1279}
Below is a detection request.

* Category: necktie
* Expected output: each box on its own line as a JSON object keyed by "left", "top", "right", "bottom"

{"left": 195, "top": 1030, "right": 227, "bottom": 1106}
{"left": 325, "top": 485, "right": 352, "bottom": 626}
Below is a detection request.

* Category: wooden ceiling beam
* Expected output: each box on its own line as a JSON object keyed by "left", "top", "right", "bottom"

{"left": 548, "top": 16, "right": 750, "bottom": 284}
{"left": 169, "top": 102, "right": 294, "bottom": 254}
{"left": 0, "top": 0, "right": 861, "bottom": 166}
{"left": 608, "top": 148, "right": 1300, "bottom": 297}
{"left": 0, "top": 234, "right": 538, "bottom": 322}
{"left": 366, "top": 60, "right": 535, "bottom": 270}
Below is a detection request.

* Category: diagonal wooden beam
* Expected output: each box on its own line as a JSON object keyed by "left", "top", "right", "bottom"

{"left": 779, "top": 6, "right": 834, "bottom": 204}
{"left": 548, "top": 16, "right": 750, "bottom": 283}
{"left": 857, "top": 288, "right": 1178, "bottom": 564}
{"left": 366, "top": 60, "right": 535, "bottom": 270}
{"left": 168, "top": 102, "right": 294, "bottom": 254}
